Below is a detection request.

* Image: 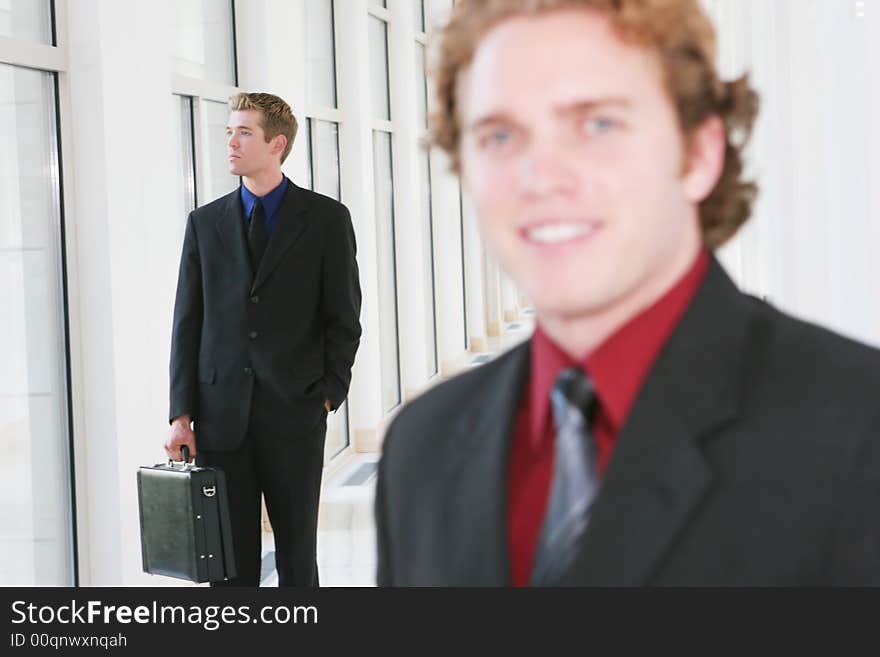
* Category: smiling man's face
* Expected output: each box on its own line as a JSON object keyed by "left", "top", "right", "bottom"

{"left": 458, "top": 9, "right": 720, "bottom": 335}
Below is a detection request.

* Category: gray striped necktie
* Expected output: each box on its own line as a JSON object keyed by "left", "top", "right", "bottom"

{"left": 530, "top": 366, "right": 599, "bottom": 586}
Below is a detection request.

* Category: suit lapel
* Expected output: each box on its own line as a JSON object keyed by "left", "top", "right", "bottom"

{"left": 251, "top": 181, "right": 311, "bottom": 294}
{"left": 568, "top": 257, "right": 757, "bottom": 585}
{"left": 214, "top": 190, "right": 253, "bottom": 284}
{"left": 443, "top": 342, "right": 531, "bottom": 585}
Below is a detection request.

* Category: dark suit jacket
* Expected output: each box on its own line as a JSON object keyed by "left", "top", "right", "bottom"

{"left": 376, "top": 257, "right": 880, "bottom": 585}
{"left": 169, "top": 181, "right": 361, "bottom": 450}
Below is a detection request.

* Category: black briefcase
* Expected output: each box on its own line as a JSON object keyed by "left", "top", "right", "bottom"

{"left": 137, "top": 446, "right": 236, "bottom": 583}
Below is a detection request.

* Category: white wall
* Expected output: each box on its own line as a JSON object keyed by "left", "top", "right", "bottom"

{"left": 64, "top": 0, "right": 182, "bottom": 584}
{"left": 706, "top": 0, "right": 880, "bottom": 348}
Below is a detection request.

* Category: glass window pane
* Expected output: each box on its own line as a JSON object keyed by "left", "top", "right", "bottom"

{"left": 416, "top": 43, "right": 428, "bottom": 130}
{"left": 368, "top": 16, "right": 391, "bottom": 121}
{"left": 458, "top": 182, "right": 468, "bottom": 348}
{"left": 173, "top": 95, "right": 196, "bottom": 240}
{"left": 0, "top": 64, "right": 73, "bottom": 585}
{"left": 309, "top": 119, "right": 341, "bottom": 201}
{"left": 372, "top": 130, "right": 400, "bottom": 412}
{"left": 368, "top": 0, "right": 388, "bottom": 8}
{"left": 0, "top": 0, "right": 52, "bottom": 44}
{"left": 325, "top": 401, "right": 350, "bottom": 463}
{"left": 420, "top": 152, "right": 438, "bottom": 376}
{"left": 173, "top": 0, "right": 236, "bottom": 85}
{"left": 306, "top": 0, "right": 337, "bottom": 109}
{"left": 414, "top": 0, "right": 426, "bottom": 33}
{"left": 304, "top": 118, "right": 314, "bottom": 192}
{"left": 304, "top": 116, "right": 350, "bottom": 461}
{"left": 273, "top": 116, "right": 351, "bottom": 460}
{"left": 201, "top": 99, "right": 238, "bottom": 203}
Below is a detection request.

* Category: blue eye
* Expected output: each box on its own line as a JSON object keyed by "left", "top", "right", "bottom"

{"left": 481, "top": 129, "right": 514, "bottom": 150}
{"left": 582, "top": 117, "right": 617, "bottom": 134}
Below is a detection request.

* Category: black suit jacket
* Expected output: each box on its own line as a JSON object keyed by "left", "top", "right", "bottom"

{"left": 376, "top": 257, "right": 880, "bottom": 585}
{"left": 169, "top": 181, "right": 361, "bottom": 450}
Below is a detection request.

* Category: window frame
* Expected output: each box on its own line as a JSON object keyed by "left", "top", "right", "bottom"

{"left": 0, "top": 0, "right": 78, "bottom": 585}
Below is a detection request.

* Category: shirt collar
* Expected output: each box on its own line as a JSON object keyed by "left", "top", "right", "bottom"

{"left": 528, "top": 248, "right": 710, "bottom": 450}
{"left": 240, "top": 175, "right": 289, "bottom": 220}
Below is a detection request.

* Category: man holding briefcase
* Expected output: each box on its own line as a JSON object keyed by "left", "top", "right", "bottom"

{"left": 166, "top": 92, "right": 362, "bottom": 587}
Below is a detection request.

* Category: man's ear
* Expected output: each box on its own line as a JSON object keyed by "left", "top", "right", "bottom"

{"left": 272, "top": 134, "right": 288, "bottom": 157}
{"left": 682, "top": 115, "right": 726, "bottom": 203}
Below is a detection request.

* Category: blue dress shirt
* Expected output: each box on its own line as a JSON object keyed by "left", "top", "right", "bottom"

{"left": 240, "top": 175, "right": 289, "bottom": 237}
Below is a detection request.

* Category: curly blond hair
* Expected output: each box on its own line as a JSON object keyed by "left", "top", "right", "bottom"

{"left": 430, "top": 0, "right": 759, "bottom": 248}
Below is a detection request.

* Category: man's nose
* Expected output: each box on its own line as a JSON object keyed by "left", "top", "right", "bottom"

{"left": 518, "top": 143, "right": 577, "bottom": 198}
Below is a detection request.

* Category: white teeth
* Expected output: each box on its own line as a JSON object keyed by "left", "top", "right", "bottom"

{"left": 526, "top": 223, "right": 593, "bottom": 244}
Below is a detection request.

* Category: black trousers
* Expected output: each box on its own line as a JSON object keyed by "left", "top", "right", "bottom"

{"left": 197, "top": 399, "right": 327, "bottom": 587}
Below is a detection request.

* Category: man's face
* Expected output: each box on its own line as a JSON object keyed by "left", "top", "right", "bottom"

{"left": 458, "top": 10, "right": 721, "bottom": 329}
{"left": 226, "top": 109, "right": 282, "bottom": 177}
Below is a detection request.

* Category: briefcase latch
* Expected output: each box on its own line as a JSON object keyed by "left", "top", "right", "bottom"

{"left": 202, "top": 486, "right": 216, "bottom": 498}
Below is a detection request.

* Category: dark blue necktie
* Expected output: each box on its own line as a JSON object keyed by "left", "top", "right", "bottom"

{"left": 247, "top": 198, "right": 268, "bottom": 272}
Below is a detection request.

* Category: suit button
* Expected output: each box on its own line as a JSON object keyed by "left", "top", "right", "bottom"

{"left": 244, "top": 367, "right": 253, "bottom": 375}
{"left": 249, "top": 331, "right": 258, "bottom": 339}
{"left": 251, "top": 295, "right": 259, "bottom": 304}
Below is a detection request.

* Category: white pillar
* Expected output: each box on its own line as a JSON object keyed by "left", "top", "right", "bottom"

{"left": 868, "top": 0, "right": 880, "bottom": 345}
{"left": 388, "top": 0, "right": 431, "bottom": 400}
{"left": 501, "top": 272, "right": 519, "bottom": 324}
{"left": 65, "top": 0, "right": 182, "bottom": 584}
{"left": 431, "top": 158, "right": 467, "bottom": 375}
{"left": 461, "top": 191, "right": 487, "bottom": 352}
{"left": 235, "top": 0, "right": 310, "bottom": 186}
{"left": 423, "top": 2, "right": 466, "bottom": 375}
{"left": 484, "top": 253, "right": 502, "bottom": 338}
{"left": 335, "top": 1, "right": 384, "bottom": 450}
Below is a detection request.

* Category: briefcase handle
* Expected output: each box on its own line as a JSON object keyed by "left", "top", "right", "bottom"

{"left": 168, "top": 444, "right": 195, "bottom": 470}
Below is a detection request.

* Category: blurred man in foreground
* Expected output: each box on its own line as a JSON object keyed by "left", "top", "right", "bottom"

{"left": 376, "top": 0, "right": 880, "bottom": 585}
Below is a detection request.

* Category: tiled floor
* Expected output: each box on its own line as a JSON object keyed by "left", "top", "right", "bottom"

{"left": 259, "top": 313, "right": 535, "bottom": 587}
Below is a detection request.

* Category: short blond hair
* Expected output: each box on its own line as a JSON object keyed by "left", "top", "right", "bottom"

{"left": 431, "top": 0, "right": 760, "bottom": 248}
{"left": 228, "top": 92, "right": 298, "bottom": 164}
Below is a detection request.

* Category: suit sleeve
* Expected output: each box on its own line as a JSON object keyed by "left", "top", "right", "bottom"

{"left": 825, "top": 409, "right": 880, "bottom": 584}
{"left": 169, "top": 212, "right": 203, "bottom": 423}
{"left": 321, "top": 203, "right": 362, "bottom": 410}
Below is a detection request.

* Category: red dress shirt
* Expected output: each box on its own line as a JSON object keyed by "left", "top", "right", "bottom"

{"left": 507, "top": 249, "right": 710, "bottom": 586}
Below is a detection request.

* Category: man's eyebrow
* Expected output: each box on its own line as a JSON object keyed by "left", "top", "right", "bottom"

{"left": 465, "top": 98, "right": 634, "bottom": 132}
{"left": 225, "top": 124, "right": 255, "bottom": 131}
{"left": 464, "top": 112, "right": 517, "bottom": 133}
{"left": 556, "top": 98, "right": 633, "bottom": 115}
